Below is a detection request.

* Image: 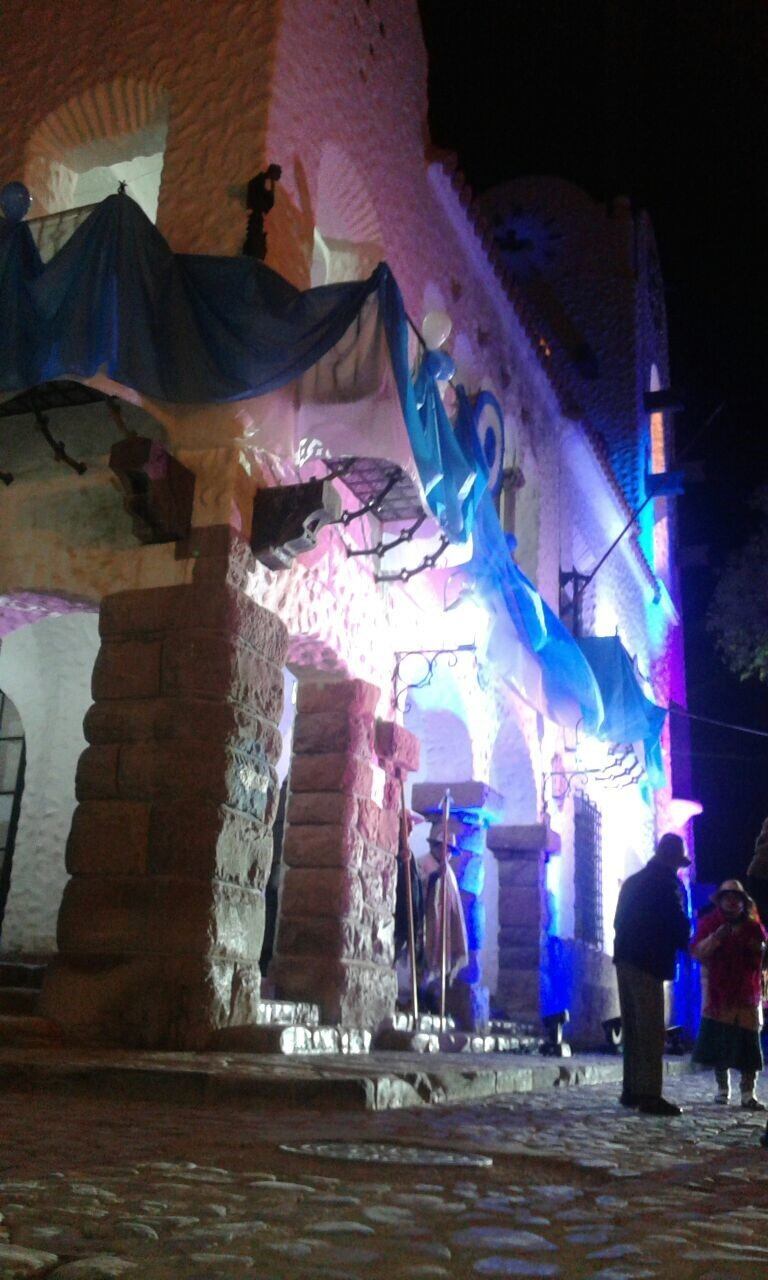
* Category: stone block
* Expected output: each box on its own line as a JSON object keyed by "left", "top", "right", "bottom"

{"left": 286, "top": 791, "right": 357, "bottom": 827}
{"left": 381, "top": 774, "right": 400, "bottom": 811}
{"left": 355, "top": 798, "right": 381, "bottom": 843}
{"left": 117, "top": 741, "right": 278, "bottom": 823}
{"left": 57, "top": 877, "right": 265, "bottom": 961}
{"left": 75, "top": 745, "right": 120, "bottom": 800}
{"left": 499, "top": 943, "right": 542, "bottom": 971}
{"left": 374, "top": 720, "right": 420, "bottom": 772}
{"left": 498, "top": 924, "right": 540, "bottom": 949}
{"left": 292, "top": 710, "right": 374, "bottom": 757}
{"left": 66, "top": 801, "right": 151, "bottom": 876}
{"left": 359, "top": 854, "right": 397, "bottom": 917}
{"left": 161, "top": 632, "right": 283, "bottom": 721}
{"left": 91, "top": 639, "right": 163, "bottom": 701}
{"left": 497, "top": 855, "right": 543, "bottom": 888}
{"left": 275, "top": 911, "right": 394, "bottom": 966}
{"left": 84, "top": 699, "right": 282, "bottom": 763}
{"left": 290, "top": 752, "right": 373, "bottom": 796}
{"left": 412, "top": 780, "right": 503, "bottom": 821}
{"left": 296, "top": 679, "right": 379, "bottom": 716}
{"left": 148, "top": 801, "right": 275, "bottom": 888}
{"left": 495, "top": 968, "right": 541, "bottom": 1020}
{"left": 376, "top": 808, "right": 400, "bottom": 852}
{"left": 280, "top": 867, "right": 363, "bottom": 920}
{"left": 282, "top": 823, "right": 364, "bottom": 870}
{"left": 270, "top": 957, "right": 397, "bottom": 1029}
{"left": 39, "top": 952, "right": 263, "bottom": 1049}
{"left": 498, "top": 885, "right": 542, "bottom": 926}
{"left": 487, "top": 822, "right": 561, "bottom": 856}
{"left": 100, "top": 582, "right": 288, "bottom": 666}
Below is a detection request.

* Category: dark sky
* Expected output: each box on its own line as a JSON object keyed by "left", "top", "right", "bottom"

{"left": 418, "top": 0, "right": 768, "bottom": 883}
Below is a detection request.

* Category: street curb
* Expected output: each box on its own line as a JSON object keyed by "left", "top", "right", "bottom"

{"left": 0, "top": 1050, "right": 691, "bottom": 1111}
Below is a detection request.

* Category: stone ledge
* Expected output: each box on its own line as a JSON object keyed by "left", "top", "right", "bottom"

{"left": 0, "top": 1046, "right": 692, "bottom": 1112}
{"left": 487, "top": 822, "right": 561, "bottom": 856}
{"left": 412, "top": 781, "right": 503, "bottom": 820}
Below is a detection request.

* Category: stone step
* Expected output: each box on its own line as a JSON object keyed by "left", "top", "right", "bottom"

{"left": 0, "top": 987, "right": 40, "bottom": 1016}
{"left": 255, "top": 999, "right": 320, "bottom": 1027}
{"left": 489, "top": 1018, "right": 538, "bottom": 1037}
{"left": 209, "top": 1023, "right": 371, "bottom": 1055}
{"left": 0, "top": 962, "right": 47, "bottom": 990}
{"left": 385, "top": 1012, "right": 456, "bottom": 1034}
{"left": 376, "top": 1026, "right": 543, "bottom": 1055}
{"left": 374, "top": 1028, "right": 441, "bottom": 1053}
{"left": 0, "top": 1015, "right": 63, "bottom": 1047}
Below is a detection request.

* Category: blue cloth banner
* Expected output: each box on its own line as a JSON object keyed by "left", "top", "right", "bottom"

{"left": 0, "top": 192, "right": 605, "bottom": 732}
{"left": 577, "top": 636, "right": 667, "bottom": 787}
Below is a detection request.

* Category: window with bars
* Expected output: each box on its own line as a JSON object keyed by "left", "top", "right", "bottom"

{"left": 0, "top": 691, "right": 26, "bottom": 934}
{"left": 574, "top": 792, "right": 603, "bottom": 949}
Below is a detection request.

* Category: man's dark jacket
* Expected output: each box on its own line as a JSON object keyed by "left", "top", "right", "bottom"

{"left": 614, "top": 860, "right": 690, "bottom": 980}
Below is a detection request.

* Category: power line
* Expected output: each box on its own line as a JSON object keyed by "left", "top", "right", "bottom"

{"left": 669, "top": 702, "right": 768, "bottom": 740}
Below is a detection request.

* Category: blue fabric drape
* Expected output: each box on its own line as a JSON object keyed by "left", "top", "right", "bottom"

{"left": 0, "top": 194, "right": 471, "bottom": 520}
{"left": 577, "top": 636, "right": 667, "bottom": 787}
{"left": 0, "top": 193, "right": 606, "bottom": 733}
{"left": 0, "top": 220, "right": 44, "bottom": 388}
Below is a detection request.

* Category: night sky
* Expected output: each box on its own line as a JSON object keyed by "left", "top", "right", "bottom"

{"left": 418, "top": 0, "right": 768, "bottom": 884}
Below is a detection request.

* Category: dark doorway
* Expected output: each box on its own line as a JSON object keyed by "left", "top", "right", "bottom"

{"left": 0, "top": 691, "right": 26, "bottom": 939}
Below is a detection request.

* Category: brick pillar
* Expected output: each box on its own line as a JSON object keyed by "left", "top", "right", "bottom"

{"left": 412, "top": 781, "right": 502, "bottom": 1031}
{"left": 486, "top": 822, "right": 560, "bottom": 1024}
{"left": 39, "top": 571, "right": 287, "bottom": 1049}
{"left": 269, "top": 685, "right": 419, "bottom": 1029}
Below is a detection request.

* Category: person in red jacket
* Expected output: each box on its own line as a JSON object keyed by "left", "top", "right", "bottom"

{"left": 691, "top": 880, "right": 766, "bottom": 1108}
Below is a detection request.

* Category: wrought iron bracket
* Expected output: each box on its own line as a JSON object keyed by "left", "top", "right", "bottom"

{"left": 542, "top": 748, "right": 645, "bottom": 810}
{"left": 345, "top": 513, "right": 428, "bottom": 560}
{"left": 376, "top": 534, "right": 450, "bottom": 583}
{"left": 32, "top": 396, "right": 87, "bottom": 475}
{"left": 392, "top": 644, "right": 477, "bottom": 712}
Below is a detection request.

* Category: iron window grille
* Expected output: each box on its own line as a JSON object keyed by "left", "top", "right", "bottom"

{"left": 574, "top": 791, "right": 603, "bottom": 949}
{"left": 0, "top": 691, "right": 26, "bottom": 935}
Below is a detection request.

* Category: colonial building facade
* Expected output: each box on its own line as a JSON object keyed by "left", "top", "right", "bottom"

{"left": 0, "top": 0, "right": 694, "bottom": 1051}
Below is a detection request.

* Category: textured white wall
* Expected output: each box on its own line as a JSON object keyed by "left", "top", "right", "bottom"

{"left": 0, "top": 612, "right": 99, "bottom": 954}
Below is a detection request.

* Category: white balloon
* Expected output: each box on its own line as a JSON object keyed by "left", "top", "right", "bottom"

{"left": 422, "top": 309, "right": 452, "bottom": 349}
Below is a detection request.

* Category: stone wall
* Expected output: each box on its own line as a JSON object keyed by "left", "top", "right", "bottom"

{"left": 39, "top": 567, "right": 288, "bottom": 1049}
{"left": 270, "top": 682, "right": 419, "bottom": 1029}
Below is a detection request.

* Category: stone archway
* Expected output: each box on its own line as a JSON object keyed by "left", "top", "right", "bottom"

{"left": 0, "top": 596, "right": 100, "bottom": 956}
{"left": 489, "top": 713, "right": 538, "bottom": 825}
{"left": 24, "top": 77, "right": 169, "bottom": 220}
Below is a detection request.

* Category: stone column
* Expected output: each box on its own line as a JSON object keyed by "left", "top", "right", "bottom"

{"left": 269, "top": 684, "right": 419, "bottom": 1030}
{"left": 411, "top": 780, "right": 502, "bottom": 1031}
{"left": 486, "top": 822, "right": 560, "bottom": 1024}
{"left": 39, "top": 563, "right": 287, "bottom": 1049}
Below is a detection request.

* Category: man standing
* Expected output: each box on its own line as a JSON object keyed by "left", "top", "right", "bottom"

{"left": 614, "top": 832, "right": 691, "bottom": 1115}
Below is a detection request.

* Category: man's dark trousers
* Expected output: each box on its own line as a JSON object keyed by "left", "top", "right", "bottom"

{"left": 616, "top": 960, "right": 665, "bottom": 1100}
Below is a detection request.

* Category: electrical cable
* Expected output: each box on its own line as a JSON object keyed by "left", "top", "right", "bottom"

{"left": 668, "top": 702, "right": 768, "bottom": 740}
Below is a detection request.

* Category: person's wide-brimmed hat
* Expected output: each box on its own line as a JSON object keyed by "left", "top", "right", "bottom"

{"left": 711, "top": 878, "right": 756, "bottom": 910}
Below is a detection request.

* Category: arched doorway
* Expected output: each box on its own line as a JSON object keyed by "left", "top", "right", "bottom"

{"left": 0, "top": 691, "right": 26, "bottom": 939}
{"left": 0, "top": 610, "right": 100, "bottom": 955}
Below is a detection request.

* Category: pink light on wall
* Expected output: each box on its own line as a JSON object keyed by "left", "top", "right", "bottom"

{"left": 0, "top": 592, "right": 97, "bottom": 640}
{"left": 668, "top": 796, "right": 703, "bottom": 831}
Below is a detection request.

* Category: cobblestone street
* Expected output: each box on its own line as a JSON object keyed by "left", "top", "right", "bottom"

{"left": 3, "top": 1070, "right": 768, "bottom": 1278}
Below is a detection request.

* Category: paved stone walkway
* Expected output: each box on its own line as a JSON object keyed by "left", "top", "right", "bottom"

{"left": 3, "top": 1069, "right": 768, "bottom": 1278}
